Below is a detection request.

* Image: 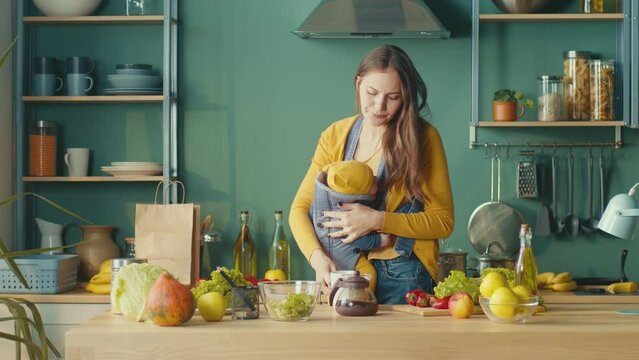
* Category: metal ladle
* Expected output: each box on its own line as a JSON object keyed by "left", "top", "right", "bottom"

{"left": 550, "top": 148, "right": 564, "bottom": 234}
{"left": 564, "top": 146, "right": 580, "bottom": 237}
{"left": 580, "top": 146, "right": 596, "bottom": 234}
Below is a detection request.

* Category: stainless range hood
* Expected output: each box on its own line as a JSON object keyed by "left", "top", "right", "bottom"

{"left": 293, "top": 0, "right": 450, "bottom": 39}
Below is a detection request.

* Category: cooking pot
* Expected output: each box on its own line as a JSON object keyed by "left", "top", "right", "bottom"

{"left": 438, "top": 250, "right": 467, "bottom": 281}
{"left": 475, "top": 254, "right": 515, "bottom": 273}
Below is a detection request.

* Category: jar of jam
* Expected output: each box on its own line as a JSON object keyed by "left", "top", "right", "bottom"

{"left": 29, "top": 120, "right": 57, "bottom": 176}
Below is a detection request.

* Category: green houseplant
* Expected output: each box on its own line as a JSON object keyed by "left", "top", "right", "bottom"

{"left": 492, "top": 89, "right": 534, "bottom": 121}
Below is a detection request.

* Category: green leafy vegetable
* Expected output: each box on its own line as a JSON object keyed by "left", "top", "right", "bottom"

{"left": 433, "top": 270, "right": 480, "bottom": 302}
{"left": 481, "top": 267, "right": 516, "bottom": 288}
{"left": 267, "top": 293, "right": 315, "bottom": 320}
{"left": 111, "top": 263, "right": 167, "bottom": 322}
{"left": 191, "top": 267, "right": 250, "bottom": 308}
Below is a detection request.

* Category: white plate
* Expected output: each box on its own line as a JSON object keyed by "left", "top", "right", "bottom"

{"left": 102, "top": 166, "right": 162, "bottom": 171}
{"left": 103, "top": 88, "right": 162, "bottom": 95}
{"left": 111, "top": 162, "right": 160, "bottom": 167}
{"left": 102, "top": 168, "right": 162, "bottom": 176}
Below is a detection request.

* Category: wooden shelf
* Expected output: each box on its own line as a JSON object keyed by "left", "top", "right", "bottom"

{"left": 477, "top": 120, "right": 624, "bottom": 127}
{"left": 23, "top": 15, "right": 163, "bottom": 25}
{"left": 0, "top": 286, "right": 110, "bottom": 304}
{"left": 479, "top": 13, "right": 624, "bottom": 22}
{"left": 23, "top": 95, "right": 163, "bottom": 103}
{"left": 23, "top": 176, "right": 164, "bottom": 182}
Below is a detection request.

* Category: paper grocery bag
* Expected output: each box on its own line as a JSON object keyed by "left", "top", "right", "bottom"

{"left": 135, "top": 182, "right": 201, "bottom": 286}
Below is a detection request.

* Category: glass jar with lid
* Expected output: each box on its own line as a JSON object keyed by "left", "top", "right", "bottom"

{"left": 537, "top": 75, "right": 564, "bottom": 122}
{"left": 563, "top": 51, "right": 591, "bottom": 121}
{"left": 590, "top": 59, "right": 615, "bottom": 121}
{"left": 29, "top": 120, "right": 57, "bottom": 176}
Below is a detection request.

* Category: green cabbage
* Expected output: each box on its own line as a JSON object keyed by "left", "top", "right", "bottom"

{"left": 433, "top": 270, "right": 480, "bottom": 302}
{"left": 111, "top": 263, "right": 167, "bottom": 322}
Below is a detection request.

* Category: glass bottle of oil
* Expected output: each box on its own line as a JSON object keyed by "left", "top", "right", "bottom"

{"left": 233, "top": 211, "right": 256, "bottom": 278}
{"left": 515, "top": 224, "right": 538, "bottom": 294}
{"left": 268, "top": 210, "right": 291, "bottom": 280}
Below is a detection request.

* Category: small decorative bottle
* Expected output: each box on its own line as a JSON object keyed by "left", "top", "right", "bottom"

{"left": 268, "top": 211, "right": 291, "bottom": 280}
{"left": 124, "top": 237, "right": 136, "bottom": 258}
{"left": 515, "top": 224, "right": 538, "bottom": 294}
{"left": 233, "top": 211, "right": 256, "bottom": 278}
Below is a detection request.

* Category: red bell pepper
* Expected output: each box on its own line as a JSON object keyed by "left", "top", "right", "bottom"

{"left": 416, "top": 292, "right": 433, "bottom": 308}
{"left": 405, "top": 290, "right": 418, "bottom": 306}
{"left": 431, "top": 296, "right": 451, "bottom": 309}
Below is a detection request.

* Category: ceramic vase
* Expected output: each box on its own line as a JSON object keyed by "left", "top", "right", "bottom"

{"left": 77, "top": 225, "right": 120, "bottom": 281}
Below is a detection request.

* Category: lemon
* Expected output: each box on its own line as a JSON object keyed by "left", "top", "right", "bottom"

{"left": 489, "top": 287, "right": 518, "bottom": 319}
{"left": 480, "top": 272, "right": 509, "bottom": 298}
{"left": 264, "top": 269, "right": 287, "bottom": 281}
{"left": 511, "top": 285, "right": 533, "bottom": 300}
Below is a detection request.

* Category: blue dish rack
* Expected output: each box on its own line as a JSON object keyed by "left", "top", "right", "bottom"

{"left": 0, "top": 254, "right": 79, "bottom": 294}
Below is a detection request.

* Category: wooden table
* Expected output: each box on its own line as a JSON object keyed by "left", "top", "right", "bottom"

{"left": 65, "top": 302, "right": 639, "bottom": 360}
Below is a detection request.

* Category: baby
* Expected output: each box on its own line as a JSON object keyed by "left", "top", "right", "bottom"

{"left": 311, "top": 160, "right": 415, "bottom": 291}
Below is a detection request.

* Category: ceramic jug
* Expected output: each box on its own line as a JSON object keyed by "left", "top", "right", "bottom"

{"left": 76, "top": 225, "right": 120, "bottom": 281}
{"left": 35, "top": 217, "right": 63, "bottom": 255}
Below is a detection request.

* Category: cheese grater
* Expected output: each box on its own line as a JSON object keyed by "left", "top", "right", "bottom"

{"left": 517, "top": 150, "right": 538, "bottom": 198}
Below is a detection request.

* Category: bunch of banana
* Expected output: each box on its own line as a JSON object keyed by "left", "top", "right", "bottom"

{"left": 537, "top": 272, "right": 576, "bottom": 292}
{"left": 86, "top": 259, "right": 112, "bottom": 295}
{"left": 607, "top": 282, "right": 638, "bottom": 294}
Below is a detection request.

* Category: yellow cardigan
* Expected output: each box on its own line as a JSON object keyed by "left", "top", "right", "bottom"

{"left": 289, "top": 115, "right": 454, "bottom": 281}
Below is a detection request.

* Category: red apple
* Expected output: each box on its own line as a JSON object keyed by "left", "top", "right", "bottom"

{"left": 448, "top": 292, "right": 474, "bottom": 319}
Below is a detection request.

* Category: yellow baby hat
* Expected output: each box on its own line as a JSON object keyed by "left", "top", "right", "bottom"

{"left": 326, "top": 160, "right": 374, "bottom": 195}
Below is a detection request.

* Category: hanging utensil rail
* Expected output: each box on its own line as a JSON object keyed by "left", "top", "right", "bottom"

{"left": 471, "top": 141, "right": 621, "bottom": 150}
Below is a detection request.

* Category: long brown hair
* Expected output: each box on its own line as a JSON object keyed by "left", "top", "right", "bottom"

{"left": 354, "top": 45, "right": 430, "bottom": 203}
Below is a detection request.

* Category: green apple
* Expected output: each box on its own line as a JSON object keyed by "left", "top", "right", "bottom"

{"left": 197, "top": 292, "right": 226, "bottom": 322}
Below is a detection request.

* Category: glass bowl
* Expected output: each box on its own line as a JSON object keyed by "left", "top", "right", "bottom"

{"left": 479, "top": 295, "right": 540, "bottom": 324}
{"left": 258, "top": 281, "right": 321, "bottom": 321}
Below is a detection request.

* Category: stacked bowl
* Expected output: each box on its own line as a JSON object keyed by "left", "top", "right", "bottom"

{"left": 101, "top": 162, "right": 162, "bottom": 176}
{"left": 104, "top": 64, "right": 162, "bottom": 95}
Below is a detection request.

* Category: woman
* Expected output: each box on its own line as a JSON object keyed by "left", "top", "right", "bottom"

{"left": 289, "top": 45, "right": 454, "bottom": 304}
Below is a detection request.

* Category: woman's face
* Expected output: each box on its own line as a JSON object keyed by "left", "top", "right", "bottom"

{"left": 356, "top": 69, "right": 403, "bottom": 127}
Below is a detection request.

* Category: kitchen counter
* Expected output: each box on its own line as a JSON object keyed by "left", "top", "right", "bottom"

{"left": 66, "top": 303, "right": 639, "bottom": 360}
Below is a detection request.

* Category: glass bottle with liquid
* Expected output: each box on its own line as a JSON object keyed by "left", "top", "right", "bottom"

{"left": 515, "top": 224, "right": 538, "bottom": 294}
{"left": 233, "top": 211, "right": 256, "bottom": 278}
{"left": 268, "top": 211, "right": 291, "bottom": 280}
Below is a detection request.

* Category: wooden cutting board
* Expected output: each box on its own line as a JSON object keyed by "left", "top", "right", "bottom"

{"left": 379, "top": 304, "right": 484, "bottom": 317}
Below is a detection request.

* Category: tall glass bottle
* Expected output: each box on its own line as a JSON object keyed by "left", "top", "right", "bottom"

{"left": 233, "top": 211, "right": 256, "bottom": 278}
{"left": 515, "top": 224, "right": 538, "bottom": 294}
{"left": 268, "top": 210, "right": 291, "bottom": 280}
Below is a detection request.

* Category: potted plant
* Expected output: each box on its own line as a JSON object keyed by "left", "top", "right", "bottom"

{"left": 492, "top": 89, "right": 534, "bottom": 121}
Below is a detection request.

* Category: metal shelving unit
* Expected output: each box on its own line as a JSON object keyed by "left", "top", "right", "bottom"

{"left": 469, "top": 0, "right": 636, "bottom": 149}
{"left": 13, "top": 0, "right": 179, "bottom": 250}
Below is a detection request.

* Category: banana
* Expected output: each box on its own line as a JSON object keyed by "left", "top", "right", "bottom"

{"left": 89, "top": 271, "right": 112, "bottom": 285}
{"left": 549, "top": 272, "right": 572, "bottom": 284}
{"left": 607, "top": 282, "right": 638, "bottom": 294}
{"left": 536, "top": 272, "right": 556, "bottom": 287}
{"left": 86, "top": 282, "right": 111, "bottom": 295}
{"left": 548, "top": 281, "right": 577, "bottom": 292}
{"left": 99, "top": 259, "right": 112, "bottom": 274}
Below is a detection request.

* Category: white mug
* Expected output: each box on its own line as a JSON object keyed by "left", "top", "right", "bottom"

{"left": 64, "top": 148, "right": 90, "bottom": 177}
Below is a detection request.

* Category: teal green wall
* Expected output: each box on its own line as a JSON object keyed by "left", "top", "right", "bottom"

{"left": 30, "top": 0, "right": 639, "bottom": 282}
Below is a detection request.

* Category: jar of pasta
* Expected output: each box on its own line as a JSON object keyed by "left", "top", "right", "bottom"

{"left": 563, "top": 51, "right": 590, "bottom": 121}
{"left": 29, "top": 120, "right": 57, "bottom": 176}
{"left": 590, "top": 59, "right": 615, "bottom": 121}
{"left": 537, "top": 75, "right": 564, "bottom": 121}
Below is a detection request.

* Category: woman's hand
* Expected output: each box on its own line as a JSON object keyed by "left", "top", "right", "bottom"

{"left": 323, "top": 203, "right": 384, "bottom": 244}
{"left": 309, "top": 249, "right": 337, "bottom": 293}
{"left": 379, "top": 233, "right": 395, "bottom": 248}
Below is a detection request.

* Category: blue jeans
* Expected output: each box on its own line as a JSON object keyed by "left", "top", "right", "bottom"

{"left": 372, "top": 253, "right": 434, "bottom": 304}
